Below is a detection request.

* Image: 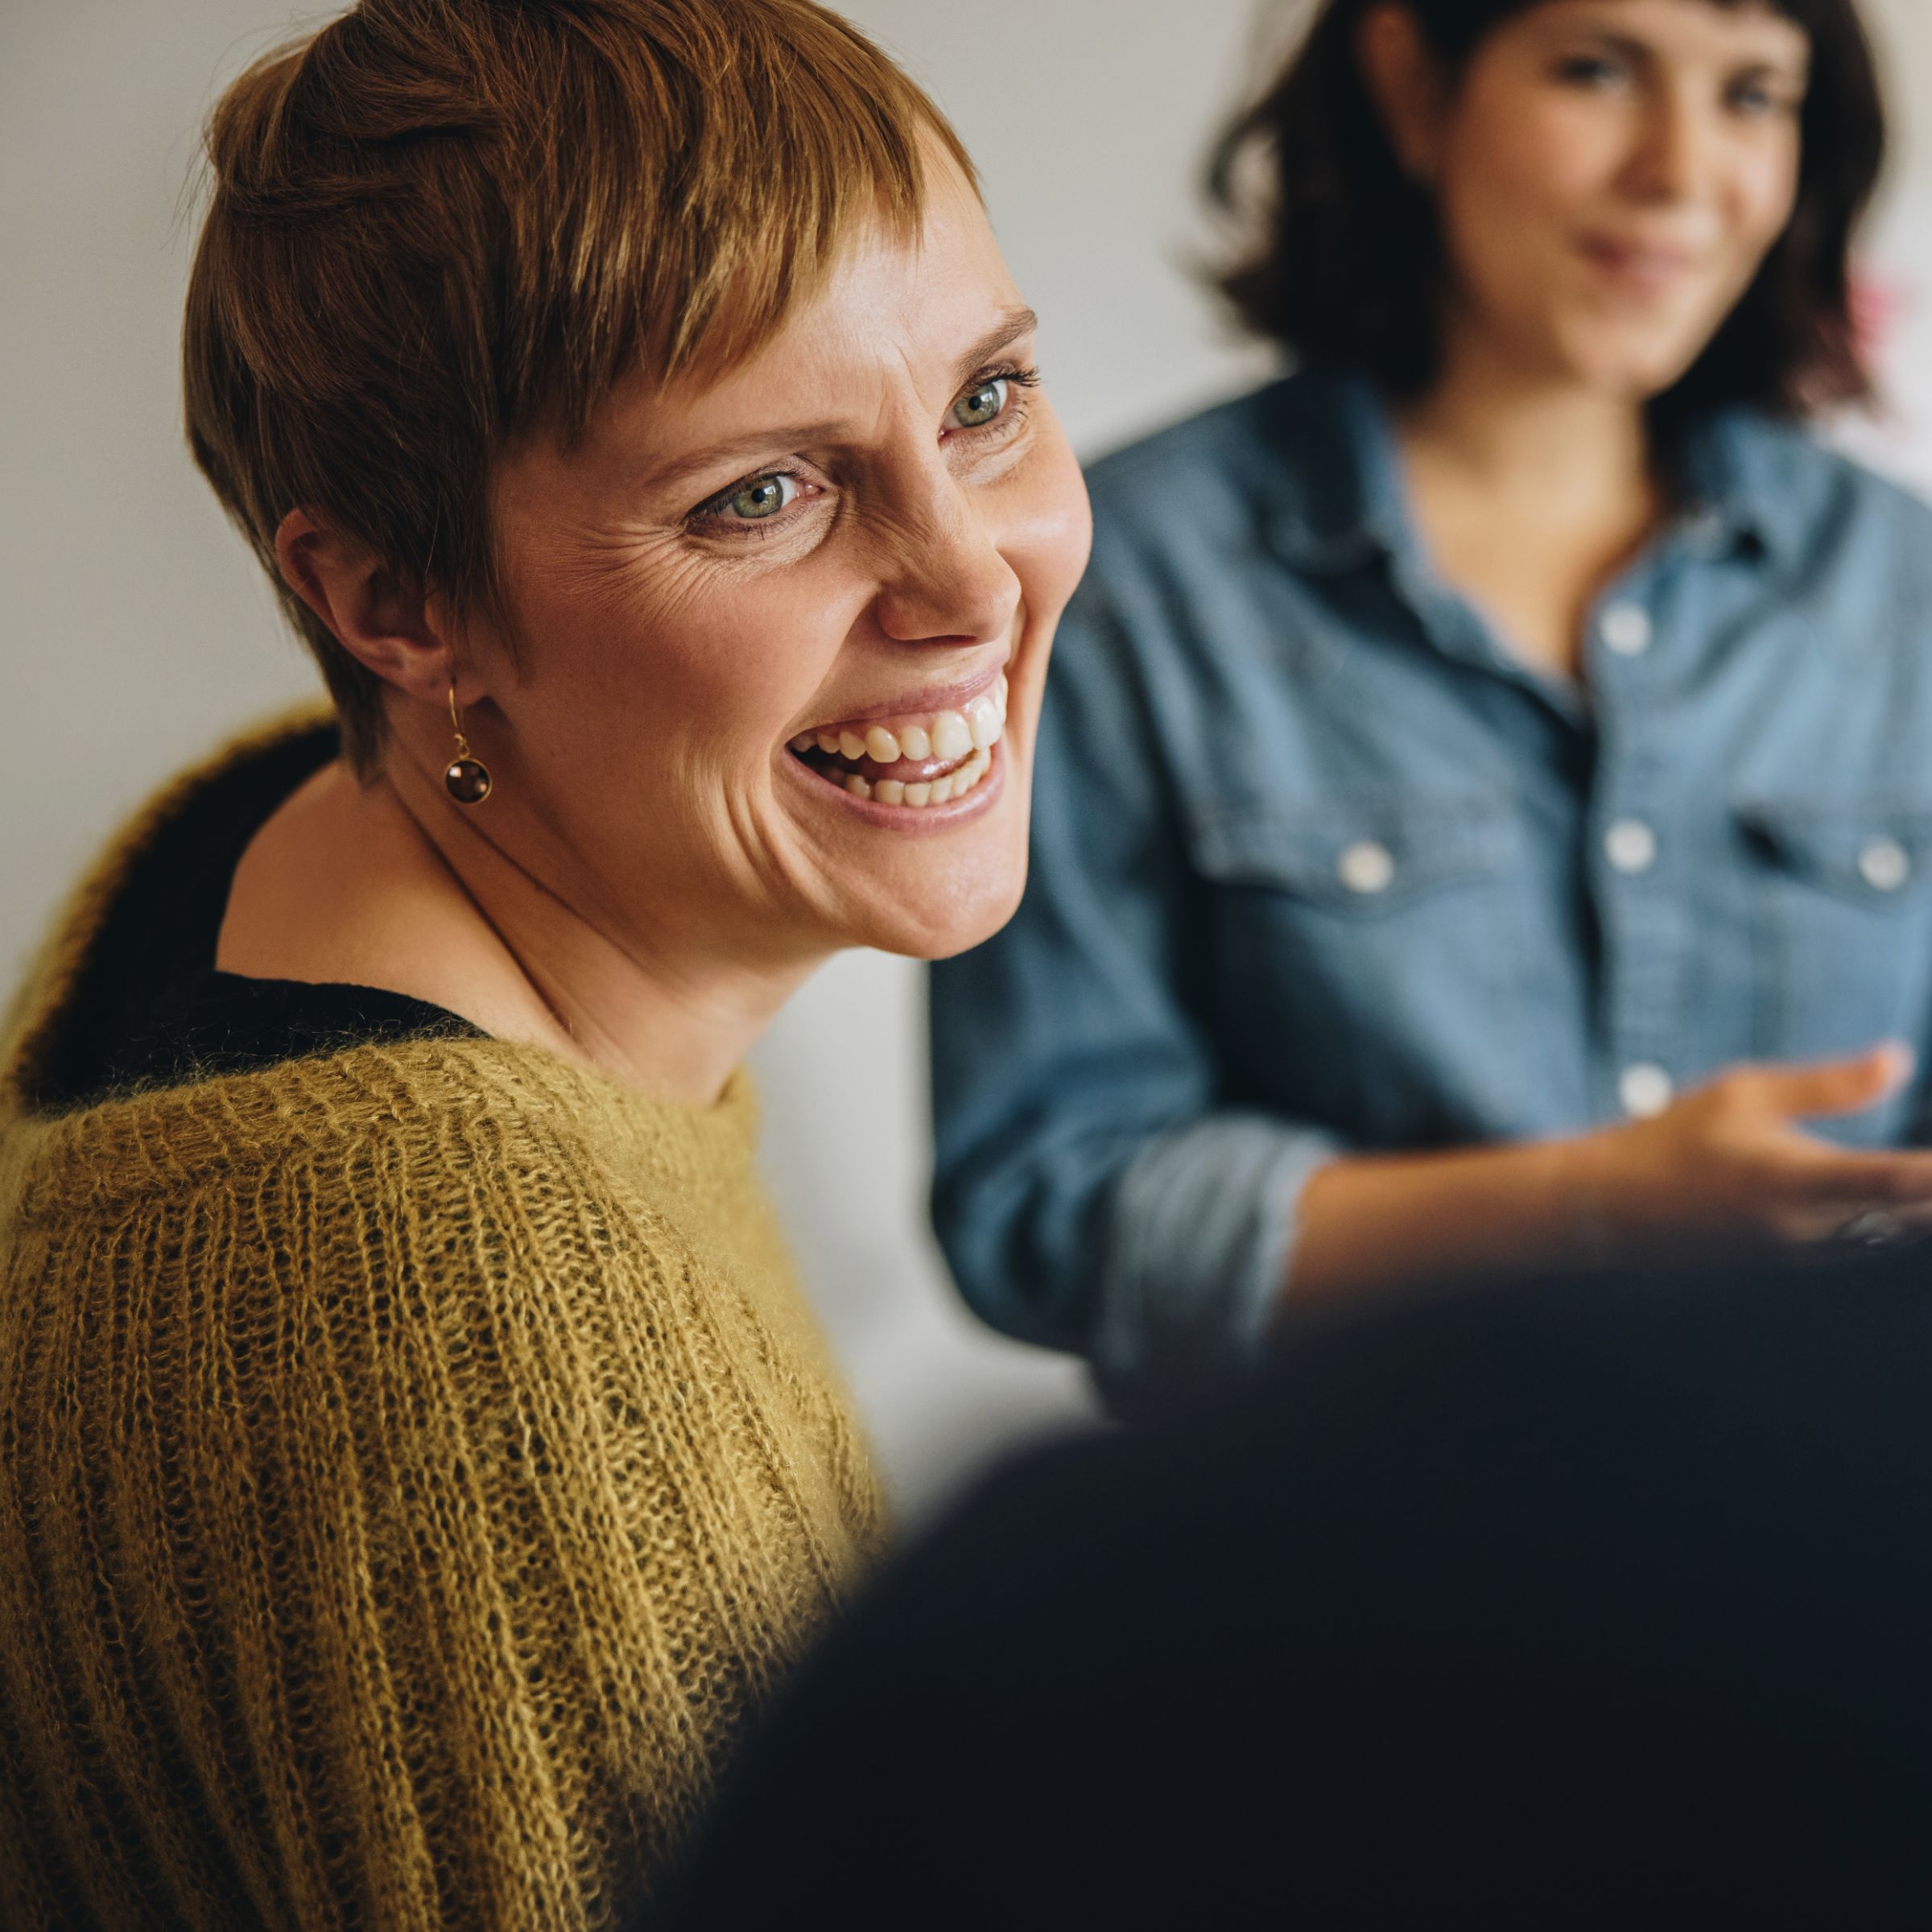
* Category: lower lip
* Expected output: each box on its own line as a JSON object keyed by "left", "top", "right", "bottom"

{"left": 781, "top": 739, "right": 1008, "bottom": 831}
{"left": 1579, "top": 243, "right": 1696, "bottom": 299}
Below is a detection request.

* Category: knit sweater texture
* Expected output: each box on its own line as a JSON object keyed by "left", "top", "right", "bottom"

{"left": 0, "top": 718, "right": 889, "bottom": 1930}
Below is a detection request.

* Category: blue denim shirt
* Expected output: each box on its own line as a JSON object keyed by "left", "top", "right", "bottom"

{"left": 931, "top": 369, "right": 1932, "bottom": 1407}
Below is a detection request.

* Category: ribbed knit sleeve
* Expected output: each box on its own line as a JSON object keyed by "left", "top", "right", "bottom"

{"left": 0, "top": 1042, "right": 886, "bottom": 1931}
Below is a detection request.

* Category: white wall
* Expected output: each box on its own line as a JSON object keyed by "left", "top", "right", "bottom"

{"left": 1834, "top": 0, "right": 1932, "bottom": 493}
{"left": 3, "top": 1, "right": 1927, "bottom": 1521}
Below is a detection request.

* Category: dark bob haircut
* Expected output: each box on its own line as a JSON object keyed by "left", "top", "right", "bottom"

{"left": 1208, "top": 0, "right": 1888, "bottom": 419}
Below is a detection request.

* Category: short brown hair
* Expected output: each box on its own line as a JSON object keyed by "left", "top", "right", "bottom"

{"left": 184, "top": 0, "right": 975, "bottom": 774}
{"left": 1208, "top": 0, "right": 1886, "bottom": 424}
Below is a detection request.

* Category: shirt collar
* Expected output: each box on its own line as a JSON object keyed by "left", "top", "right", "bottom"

{"left": 1261, "top": 368, "right": 1807, "bottom": 574}
{"left": 1259, "top": 369, "right": 1414, "bottom": 574}
{"left": 1674, "top": 407, "right": 1811, "bottom": 567}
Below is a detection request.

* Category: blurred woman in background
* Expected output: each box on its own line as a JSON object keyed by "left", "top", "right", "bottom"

{"left": 933, "top": 0, "right": 1932, "bottom": 1409}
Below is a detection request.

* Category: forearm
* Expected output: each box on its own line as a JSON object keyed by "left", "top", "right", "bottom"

{"left": 1289, "top": 1137, "right": 1588, "bottom": 1309}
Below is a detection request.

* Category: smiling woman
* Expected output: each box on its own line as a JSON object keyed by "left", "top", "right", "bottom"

{"left": 931, "top": 0, "right": 1932, "bottom": 1413}
{"left": 0, "top": 1, "right": 1088, "bottom": 1926}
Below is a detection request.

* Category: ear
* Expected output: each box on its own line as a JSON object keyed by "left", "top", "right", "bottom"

{"left": 1356, "top": 4, "right": 1451, "bottom": 186}
{"left": 275, "top": 509, "right": 468, "bottom": 704}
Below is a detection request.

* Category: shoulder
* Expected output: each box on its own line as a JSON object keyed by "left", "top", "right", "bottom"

{"left": 0, "top": 1036, "right": 844, "bottom": 1488}
{"left": 1705, "top": 411, "right": 1932, "bottom": 584}
{"left": 1054, "top": 378, "right": 1290, "bottom": 669}
{"left": 4, "top": 1037, "right": 751, "bottom": 1300}
{"left": 1050, "top": 376, "right": 1356, "bottom": 724}
{"left": 1079, "top": 375, "right": 1314, "bottom": 566}
{"left": 1084, "top": 379, "right": 1292, "bottom": 508}
{"left": 1066, "top": 371, "right": 1368, "bottom": 648}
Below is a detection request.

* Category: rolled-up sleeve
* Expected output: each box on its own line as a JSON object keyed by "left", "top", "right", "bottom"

{"left": 931, "top": 566, "right": 1345, "bottom": 1411}
{"left": 1096, "top": 1110, "right": 1341, "bottom": 1399}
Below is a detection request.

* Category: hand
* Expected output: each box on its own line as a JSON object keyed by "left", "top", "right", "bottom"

{"left": 1565, "top": 1042, "right": 1932, "bottom": 1262}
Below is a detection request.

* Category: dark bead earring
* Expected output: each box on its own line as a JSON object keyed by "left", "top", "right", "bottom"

{"left": 444, "top": 682, "right": 493, "bottom": 805}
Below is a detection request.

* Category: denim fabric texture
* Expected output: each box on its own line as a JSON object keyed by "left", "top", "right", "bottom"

{"left": 930, "top": 369, "right": 1932, "bottom": 1408}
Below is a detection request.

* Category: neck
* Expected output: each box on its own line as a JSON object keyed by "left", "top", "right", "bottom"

{"left": 220, "top": 747, "right": 815, "bottom": 1107}
{"left": 1388, "top": 325, "right": 1666, "bottom": 681}
{"left": 1397, "top": 327, "right": 1657, "bottom": 519}
{"left": 398, "top": 773, "right": 817, "bottom": 1108}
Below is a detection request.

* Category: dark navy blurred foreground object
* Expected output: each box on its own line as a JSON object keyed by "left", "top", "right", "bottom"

{"left": 656, "top": 1252, "right": 1932, "bottom": 1928}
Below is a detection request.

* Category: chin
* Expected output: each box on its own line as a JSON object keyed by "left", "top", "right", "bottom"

{"left": 846, "top": 861, "right": 1028, "bottom": 963}
{"left": 1542, "top": 293, "right": 1740, "bottom": 402}
{"left": 1555, "top": 328, "right": 1713, "bottom": 404}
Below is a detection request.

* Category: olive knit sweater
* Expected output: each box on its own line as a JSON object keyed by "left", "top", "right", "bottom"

{"left": 0, "top": 719, "right": 888, "bottom": 1930}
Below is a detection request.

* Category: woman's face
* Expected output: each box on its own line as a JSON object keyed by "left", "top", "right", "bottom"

{"left": 1414, "top": 0, "right": 1810, "bottom": 398}
{"left": 466, "top": 155, "right": 1092, "bottom": 970}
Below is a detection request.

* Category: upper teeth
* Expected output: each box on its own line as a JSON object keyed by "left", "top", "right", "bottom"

{"left": 931, "top": 711, "right": 974, "bottom": 762}
{"left": 790, "top": 682, "right": 1007, "bottom": 770}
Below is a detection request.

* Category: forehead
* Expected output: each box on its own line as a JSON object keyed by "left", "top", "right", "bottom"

{"left": 737, "top": 158, "right": 1013, "bottom": 373}
{"left": 580, "top": 159, "right": 1018, "bottom": 465}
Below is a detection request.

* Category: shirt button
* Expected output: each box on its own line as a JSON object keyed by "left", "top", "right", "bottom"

{"left": 1619, "top": 1063, "right": 1675, "bottom": 1120}
{"left": 1682, "top": 506, "right": 1728, "bottom": 551}
{"left": 1860, "top": 837, "right": 1911, "bottom": 894}
{"left": 1337, "top": 840, "right": 1396, "bottom": 895}
{"left": 1600, "top": 605, "right": 1653, "bottom": 658}
{"left": 1604, "top": 819, "right": 1658, "bottom": 875}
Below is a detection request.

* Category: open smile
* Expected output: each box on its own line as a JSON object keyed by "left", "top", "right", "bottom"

{"left": 787, "top": 674, "right": 1008, "bottom": 811}
{"left": 1576, "top": 234, "right": 1704, "bottom": 298}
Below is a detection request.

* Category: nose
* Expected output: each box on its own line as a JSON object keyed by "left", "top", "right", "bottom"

{"left": 871, "top": 481, "right": 1023, "bottom": 651}
{"left": 1623, "top": 81, "right": 1719, "bottom": 205}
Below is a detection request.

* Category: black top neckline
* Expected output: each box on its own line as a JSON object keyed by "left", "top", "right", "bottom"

{"left": 32, "top": 720, "right": 481, "bottom": 1112}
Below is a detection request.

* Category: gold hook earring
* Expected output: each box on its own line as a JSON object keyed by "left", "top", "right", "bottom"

{"left": 444, "top": 682, "right": 493, "bottom": 805}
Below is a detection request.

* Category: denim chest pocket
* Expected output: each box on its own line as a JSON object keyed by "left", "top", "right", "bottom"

{"left": 1190, "top": 798, "right": 1513, "bottom": 914}
{"left": 1739, "top": 800, "right": 1932, "bottom": 906}
{"left": 1184, "top": 794, "right": 1527, "bottom": 1141}
{"left": 1737, "top": 797, "right": 1932, "bottom": 1125}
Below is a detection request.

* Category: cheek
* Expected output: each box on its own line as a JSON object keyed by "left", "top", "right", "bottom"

{"left": 1437, "top": 102, "right": 1612, "bottom": 304}
{"left": 512, "top": 548, "right": 855, "bottom": 770}
{"left": 1003, "top": 436, "right": 1093, "bottom": 627}
{"left": 1449, "top": 90, "right": 1620, "bottom": 231}
{"left": 1733, "top": 144, "right": 1802, "bottom": 254}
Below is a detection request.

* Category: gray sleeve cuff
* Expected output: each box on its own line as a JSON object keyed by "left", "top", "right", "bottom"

{"left": 1092, "top": 1113, "right": 1344, "bottom": 1412}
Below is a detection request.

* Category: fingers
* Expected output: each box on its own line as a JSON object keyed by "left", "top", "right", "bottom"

{"left": 1785, "top": 1145, "right": 1932, "bottom": 1212}
{"left": 1732, "top": 1042, "right": 1916, "bottom": 1124}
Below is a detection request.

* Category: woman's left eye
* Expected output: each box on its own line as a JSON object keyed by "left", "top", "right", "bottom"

{"left": 1728, "top": 76, "right": 1798, "bottom": 117}
{"left": 951, "top": 377, "right": 1010, "bottom": 431}
{"left": 686, "top": 469, "right": 813, "bottom": 538}
{"left": 723, "top": 473, "right": 798, "bottom": 520}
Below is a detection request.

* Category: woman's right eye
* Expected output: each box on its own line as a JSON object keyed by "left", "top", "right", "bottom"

{"left": 1554, "top": 53, "right": 1629, "bottom": 89}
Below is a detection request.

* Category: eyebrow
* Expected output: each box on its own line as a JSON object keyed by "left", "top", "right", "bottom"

{"left": 648, "top": 306, "right": 1042, "bottom": 497}
{"left": 952, "top": 307, "right": 1040, "bottom": 390}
